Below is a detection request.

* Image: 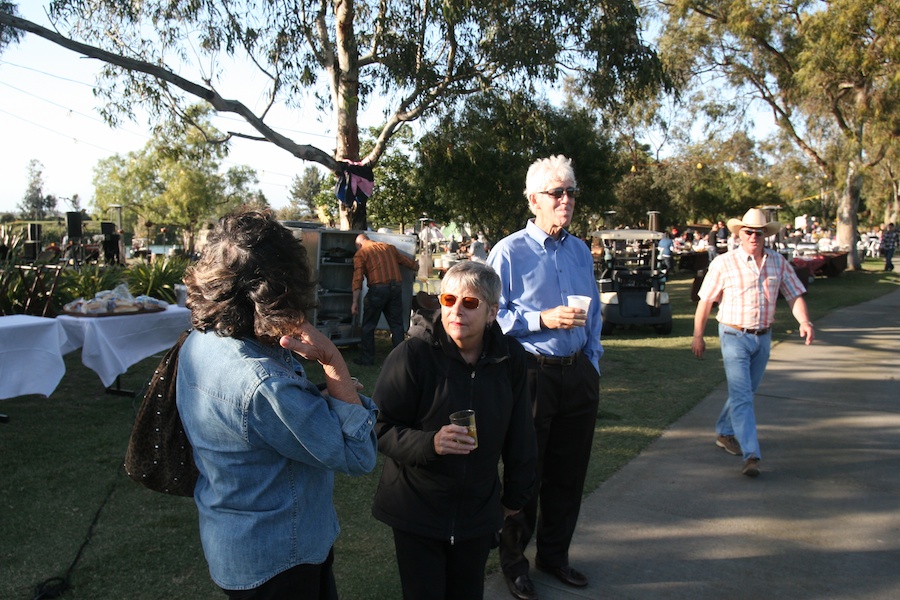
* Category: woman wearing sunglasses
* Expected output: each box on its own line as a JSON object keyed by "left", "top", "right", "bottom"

{"left": 371, "top": 260, "right": 537, "bottom": 599}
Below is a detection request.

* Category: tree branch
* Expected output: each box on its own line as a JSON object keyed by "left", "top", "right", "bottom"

{"left": 0, "top": 10, "right": 341, "bottom": 172}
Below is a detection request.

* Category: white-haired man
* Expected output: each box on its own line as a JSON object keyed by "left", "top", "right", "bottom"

{"left": 487, "top": 155, "right": 603, "bottom": 599}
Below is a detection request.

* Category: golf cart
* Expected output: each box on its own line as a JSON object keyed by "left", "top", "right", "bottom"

{"left": 592, "top": 229, "right": 673, "bottom": 335}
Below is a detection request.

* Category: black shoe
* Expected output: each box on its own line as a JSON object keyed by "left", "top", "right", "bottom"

{"left": 504, "top": 573, "right": 538, "bottom": 600}
{"left": 534, "top": 558, "right": 588, "bottom": 587}
{"left": 352, "top": 358, "right": 374, "bottom": 366}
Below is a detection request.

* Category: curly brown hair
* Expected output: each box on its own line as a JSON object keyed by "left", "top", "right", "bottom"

{"left": 183, "top": 207, "right": 317, "bottom": 342}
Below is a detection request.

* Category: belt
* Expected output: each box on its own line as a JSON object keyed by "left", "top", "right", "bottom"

{"left": 723, "top": 324, "right": 770, "bottom": 336}
{"left": 528, "top": 352, "right": 577, "bottom": 367}
{"left": 370, "top": 281, "right": 400, "bottom": 288}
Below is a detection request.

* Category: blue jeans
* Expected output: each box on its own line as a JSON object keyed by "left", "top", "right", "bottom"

{"left": 716, "top": 324, "right": 771, "bottom": 461}
{"left": 359, "top": 283, "right": 404, "bottom": 363}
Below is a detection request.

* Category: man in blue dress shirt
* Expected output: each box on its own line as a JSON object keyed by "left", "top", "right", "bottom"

{"left": 487, "top": 155, "right": 603, "bottom": 600}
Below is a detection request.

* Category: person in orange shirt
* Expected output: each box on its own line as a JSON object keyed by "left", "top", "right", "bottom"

{"left": 352, "top": 233, "right": 417, "bottom": 365}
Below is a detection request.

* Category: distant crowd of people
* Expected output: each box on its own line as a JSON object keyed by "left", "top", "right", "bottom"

{"left": 655, "top": 217, "right": 899, "bottom": 275}
{"left": 420, "top": 228, "right": 491, "bottom": 264}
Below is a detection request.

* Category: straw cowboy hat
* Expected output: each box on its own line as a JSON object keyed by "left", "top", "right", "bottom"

{"left": 726, "top": 208, "right": 783, "bottom": 236}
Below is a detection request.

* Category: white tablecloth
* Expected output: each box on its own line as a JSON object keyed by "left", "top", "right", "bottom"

{"left": 0, "top": 315, "right": 70, "bottom": 399}
{"left": 58, "top": 305, "right": 191, "bottom": 388}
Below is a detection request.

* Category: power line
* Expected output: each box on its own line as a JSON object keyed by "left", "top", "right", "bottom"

{"left": 0, "top": 58, "right": 97, "bottom": 88}
{"left": 0, "top": 106, "right": 124, "bottom": 154}
{"left": 0, "top": 79, "right": 151, "bottom": 143}
{"left": 0, "top": 103, "right": 301, "bottom": 195}
{"left": 2, "top": 58, "right": 337, "bottom": 142}
{"left": 0, "top": 59, "right": 332, "bottom": 191}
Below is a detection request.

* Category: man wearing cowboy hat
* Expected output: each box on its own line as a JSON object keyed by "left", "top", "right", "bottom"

{"left": 691, "top": 208, "right": 814, "bottom": 477}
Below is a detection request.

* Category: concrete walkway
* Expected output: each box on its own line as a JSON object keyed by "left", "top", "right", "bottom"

{"left": 485, "top": 287, "right": 900, "bottom": 600}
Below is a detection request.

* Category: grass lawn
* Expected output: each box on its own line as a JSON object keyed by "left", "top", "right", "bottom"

{"left": 1, "top": 259, "right": 897, "bottom": 599}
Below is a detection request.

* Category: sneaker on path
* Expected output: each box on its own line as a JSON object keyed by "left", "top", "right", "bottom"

{"left": 716, "top": 434, "right": 742, "bottom": 456}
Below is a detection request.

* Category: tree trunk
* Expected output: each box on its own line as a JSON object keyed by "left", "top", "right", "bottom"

{"left": 182, "top": 229, "right": 195, "bottom": 257}
{"left": 340, "top": 201, "right": 367, "bottom": 231}
{"left": 888, "top": 178, "right": 900, "bottom": 225}
{"left": 333, "top": 0, "right": 367, "bottom": 231}
{"left": 837, "top": 160, "right": 862, "bottom": 270}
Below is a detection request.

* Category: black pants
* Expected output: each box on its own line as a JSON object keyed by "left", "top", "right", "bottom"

{"left": 221, "top": 549, "right": 337, "bottom": 600}
{"left": 500, "top": 353, "right": 600, "bottom": 578}
{"left": 392, "top": 528, "right": 493, "bottom": 600}
{"left": 359, "top": 283, "right": 404, "bottom": 363}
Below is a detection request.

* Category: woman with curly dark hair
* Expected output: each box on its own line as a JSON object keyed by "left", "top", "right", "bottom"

{"left": 177, "top": 207, "right": 378, "bottom": 599}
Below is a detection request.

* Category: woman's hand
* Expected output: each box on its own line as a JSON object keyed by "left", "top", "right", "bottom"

{"left": 280, "top": 322, "right": 360, "bottom": 405}
{"left": 433, "top": 424, "right": 476, "bottom": 455}
{"left": 282, "top": 321, "right": 338, "bottom": 364}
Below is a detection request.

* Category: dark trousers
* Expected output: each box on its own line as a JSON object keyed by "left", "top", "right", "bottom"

{"left": 359, "top": 283, "right": 404, "bottom": 363}
{"left": 392, "top": 528, "right": 493, "bottom": 600}
{"left": 221, "top": 549, "right": 337, "bottom": 600}
{"left": 884, "top": 247, "right": 895, "bottom": 271}
{"left": 500, "top": 353, "right": 600, "bottom": 578}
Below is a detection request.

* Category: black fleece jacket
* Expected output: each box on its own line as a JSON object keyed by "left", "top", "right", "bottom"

{"left": 371, "top": 313, "right": 537, "bottom": 543}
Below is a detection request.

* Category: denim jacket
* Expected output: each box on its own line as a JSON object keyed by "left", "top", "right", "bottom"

{"left": 176, "top": 330, "right": 378, "bottom": 590}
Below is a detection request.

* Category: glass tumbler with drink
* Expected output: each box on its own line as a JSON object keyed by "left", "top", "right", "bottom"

{"left": 449, "top": 409, "right": 478, "bottom": 449}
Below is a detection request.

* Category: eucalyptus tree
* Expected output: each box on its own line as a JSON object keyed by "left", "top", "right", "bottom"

{"left": 92, "top": 106, "right": 265, "bottom": 254}
{"left": 417, "top": 92, "right": 616, "bottom": 239}
{"left": 655, "top": 0, "right": 900, "bottom": 269}
{"left": 763, "top": 135, "right": 836, "bottom": 223}
{"left": 611, "top": 163, "right": 674, "bottom": 229}
{"left": 853, "top": 151, "right": 900, "bottom": 226}
{"left": 862, "top": 122, "right": 900, "bottom": 224}
{"left": 366, "top": 127, "right": 427, "bottom": 233}
{"left": 610, "top": 129, "right": 784, "bottom": 229}
{"left": 0, "top": 0, "right": 663, "bottom": 230}
{"left": 0, "top": 1, "right": 18, "bottom": 50}
{"left": 18, "top": 159, "right": 56, "bottom": 220}
{"left": 285, "top": 167, "right": 327, "bottom": 221}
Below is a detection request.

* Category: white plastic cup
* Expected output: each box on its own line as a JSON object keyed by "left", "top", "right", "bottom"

{"left": 567, "top": 295, "right": 591, "bottom": 312}
{"left": 175, "top": 284, "right": 187, "bottom": 307}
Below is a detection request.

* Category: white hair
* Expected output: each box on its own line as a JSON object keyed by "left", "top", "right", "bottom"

{"left": 523, "top": 155, "right": 577, "bottom": 215}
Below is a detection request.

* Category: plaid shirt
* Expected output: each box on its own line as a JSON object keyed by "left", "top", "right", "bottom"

{"left": 352, "top": 241, "right": 416, "bottom": 291}
{"left": 698, "top": 247, "right": 806, "bottom": 329}
{"left": 881, "top": 228, "right": 899, "bottom": 251}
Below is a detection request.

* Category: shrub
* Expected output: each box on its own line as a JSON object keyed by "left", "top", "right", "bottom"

{"left": 56, "top": 264, "right": 128, "bottom": 306}
{"left": 1, "top": 225, "right": 27, "bottom": 313}
{"left": 126, "top": 256, "right": 189, "bottom": 304}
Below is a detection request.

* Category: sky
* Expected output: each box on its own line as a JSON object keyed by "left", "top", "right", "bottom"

{"left": 2, "top": 7, "right": 782, "bottom": 223}
{"left": 0, "top": 6, "right": 372, "bottom": 217}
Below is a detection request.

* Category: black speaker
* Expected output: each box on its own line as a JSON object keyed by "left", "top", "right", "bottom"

{"left": 24, "top": 240, "right": 40, "bottom": 261}
{"left": 28, "top": 223, "right": 42, "bottom": 241}
{"left": 66, "top": 212, "right": 83, "bottom": 239}
{"left": 101, "top": 221, "right": 115, "bottom": 236}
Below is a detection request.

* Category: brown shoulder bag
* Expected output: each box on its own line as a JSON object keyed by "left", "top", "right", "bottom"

{"left": 124, "top": 330, "right": 198, "bottom": 497}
